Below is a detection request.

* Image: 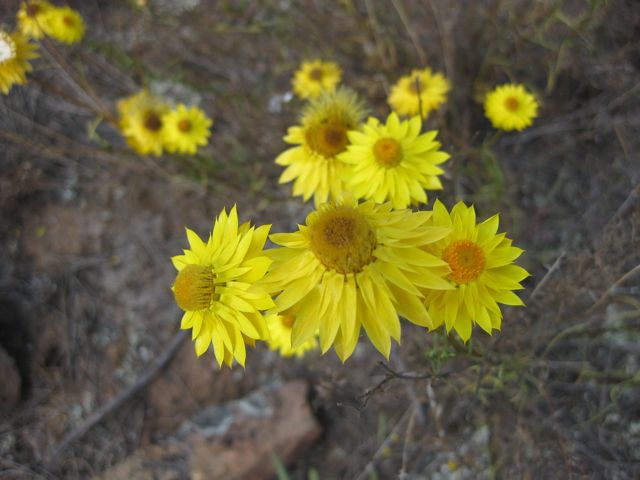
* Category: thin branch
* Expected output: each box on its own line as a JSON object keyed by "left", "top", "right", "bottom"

{"left": 398, "top": 406, "right": 418, "bottom": 480}
{"left": 529, "top": 250, "right": 566, "bottom": 300}
{"left": 46, "top": 330, "right": 188, "bottom": 467}
{"left": 586, "top": 263, "right": 640, "bottom": 314}
{"left": 391, "top": 0, "right": 427, "bottom": 66}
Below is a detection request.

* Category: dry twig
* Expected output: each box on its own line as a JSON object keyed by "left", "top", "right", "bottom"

{"left": 46, "top": 330, "right": 188, "bottom": 468}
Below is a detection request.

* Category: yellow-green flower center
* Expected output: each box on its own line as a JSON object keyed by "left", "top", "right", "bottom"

{"left": 309, "top": 67, "right": 324, "bottom": 81}
{"left": 504, "top": 96, "right": 519, "bottom": 112}
{"left": 308, "top": 206, "right": 377, "bottom": 274}
{"left": 442, "top": 240, "right": 485, "bottom": 284}
{"left": 178, "top": 119, "right": 192, "bottom": 132}
{"left": 173, "top": 264, "right": 215, "bottom": 311}
{"left": 0, "top": 32, "right": 17, "bottom": 64}
{"left": 305, "top": 123, "right": 349, "bottom": 158}
{"left": 144, "top": 112, "right": 162, "bottom": 132}
{"left": 374, "top": 137, "right": 403, "bottom": 168}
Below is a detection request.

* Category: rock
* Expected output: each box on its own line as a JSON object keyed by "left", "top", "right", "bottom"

{"left": 183, "top": 381, "right": 322, "bottom": 480}
{"left": 0, "top": 346, "right": 21, "bottom": 412}
{"left": 96, "top": 381, "right": 322, "bottom": 480}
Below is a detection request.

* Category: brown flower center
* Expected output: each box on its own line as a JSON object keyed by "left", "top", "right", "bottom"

{"left": 63, "top": 16, "right": 75, "bottom": 27}
{"left": 373, "top": 138, "right": 403, "bottom": 168}
{"left": 309, "top": 67, "right": 324, "bottom": 81}
{"left": 442, "top": 240, "right": 485, "bottom": 284}
{"left": 26, "top": 4, "right": 40, "bottom": 16}
{"left": 305, "top": 123, "right": 349, "bottom": 158}
{"left": 504, "top": 97, "right": 519, "bottom": 112}
{"left": 173, "top": 264, "right": 215, "bottom": 311}
{"left": 144, "top": 112, "right": 162, "bottom": 132}
{"left": 178, "top": 119, "right": 192, "bottom": 132}
{"left": 309, "top": 205, "right": 377, "bottom": 274}
{"left": 408, "top": 76, "right": 424, "bottom": 94}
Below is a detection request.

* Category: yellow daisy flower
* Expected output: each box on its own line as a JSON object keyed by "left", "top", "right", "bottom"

{"left": 266, "top": 312, "right": 319, "bottom": 358}
{"left": 338, "top": 112, "right": 450, "bottom": 209}
{"left": 172, "top": 206, "right": 275, "bottom": 367}
{"left": 161, "top": 104, "right": 212, "bottom": 155}
{"left": 117, "top": 90, "right": 169, "bottom": 156}
{"left": 275, "top": 87, "right": 366, "bottom": 205}
{"left": 484, "top": 83, "right": 539, "bottom": 131}
{"left": 0, "top": 30, "right": 38, "bottom": 95}
{"left": 292, "top": 59, "right": 342, "bottom": 100}
{"left": 262, "top": 198, "right": 453, "bottom": 361}
{"left": 388, "top": 68, "right": 450, "bottom": 118}
{"left": 41, "top": 6, "right": 85, "bottom": 45}
{"left": 422, "top": 200, "right": 530, "bottom": 341}
{"left": 17, "top": 1, "right": 53, "bottom": 39}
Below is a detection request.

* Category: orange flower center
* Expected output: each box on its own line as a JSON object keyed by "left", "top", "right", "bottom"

{"left": 63, "top": 16, "right": 75, "bottom": 27}
{"left": 305, "top": 123, "right": 349, "bottom": 158}
{"left": 309, "top": 67, "right": 324, "bottom": 81}
{"left": 504, "top": 97, "right": 519, "bottom": 112}
{"left": 280, "top": 314, "right": 296, "bottom": 329}
{"left": 442, "top": 240, "right": 485, "bottom": 284}
{"left": 309, "top": 206, "right": 377, "bottom": 274}
{"left": 144, "top": 112, "right": 162, "bottom": 132}
{"left": 173, "top": 264, "right": 215, "bottom": 311}
{"left": 178, "top": 119, "right": 192, "bottom": 132}
{"left": 373, "top": 138, "right": 403, "bottom": 168}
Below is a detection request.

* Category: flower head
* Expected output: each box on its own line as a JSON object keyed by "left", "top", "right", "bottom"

{"left": 266, "top": 313, "right": 319, "bottom": 358}
{"left": 262, "top": 198, "right": 452, "bottom": 361}
{"left": 172, "top": 206, "right": 274, "bottom": 367}
{"left": 17, "top": 1, "right": 53, "bottom": 39}
{"left": 117, "top": 90, "right": 169, "bottom": 156}
{"left": 161, "top": 104, "right": 212, "bottom": 155}
{"left": 388, "top": 68, "right": 450, "bottom": 118}
{"left": 42, "top": 6, "right": 85, "bottom": 45}
{"left": 292, "top": 59, "right": 342, "bottom": 100}
{"left": 484, "top": 83, "right": 539, "bottom": 131}
{"left": 0, "top": 30, "right": 38, "bottom": 95}
{"left": 422, "top": 200, "right": 529, "bottom": 341}
{"left": 339, "top": 112, "right": 450, "bottom": 209}
{"left": 275, "top": 87, "right": 366, "bottom": 205}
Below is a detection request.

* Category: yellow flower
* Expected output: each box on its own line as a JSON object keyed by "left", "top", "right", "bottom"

{"left": 0, "top": 30, "right": 38, "bottom": 95}
{"left": 262, "top": 198, "right": 452, "bottom": 361}
{"left": 266, "top": 313, "right": 318, "bottom": 358}
{"left": 484, "top": 84, "right": 539, "bottom": 131}
{"left": 41, "top": 6, "right": 85, "bottom": 45}
{"left": 292, "top": 59, "right": 342, "bottom": 100}
{"left": 339, "top": 112, "right": 450, "bottom": 209}
{"left": 161, "top": 104, "right": 212, "bottom": 155}
{"left": 17, "top": 1, "right": 53, "bottom": 39}
{"left": 388, "top": 68, "right": 450, "bottom": 118}
{"left": 117, "top": 90, "right": 169, "bottom": 156}
{"left": 422, "top": 200, "right": 529, "bottom": 341}
{"left": 172, "top": 206, "right": 274, "bottom": 367}
{"left": 275, "top": 87, "right": 366, "bottom": 205}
